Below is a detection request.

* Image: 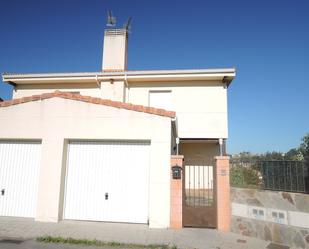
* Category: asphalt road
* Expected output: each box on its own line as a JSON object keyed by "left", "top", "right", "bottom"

{"left": 0, "top": 239, "right": 129, "bottom": 249}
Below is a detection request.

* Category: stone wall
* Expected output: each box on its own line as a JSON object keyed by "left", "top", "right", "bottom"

{"left": 231, "top": 187, "right": 309, "bottom": 249}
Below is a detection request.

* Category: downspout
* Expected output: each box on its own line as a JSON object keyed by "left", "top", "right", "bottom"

{"left": 7, "top": 81, "right": 17, "bottom": 93}
{"left": 95, "top": 74, "right": 100, "bottom": 87}
{"left": 124, "top": 71, "right": 128, "bottom": 87}
{"left": 124, "top": 71, "right": 130, "bottom": 102}
{"left": 219, "top": 138, "right": 223, "bottom": 156}
{"left": 176, "top": 137, "right": 180, "bottom": 155}
{"left": 172, "top": 117, "right": 179, "bottom": 155}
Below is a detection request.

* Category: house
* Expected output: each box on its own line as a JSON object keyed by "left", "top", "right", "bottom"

{"left": 0, "top": 23, "right": 235, "bottom": 230}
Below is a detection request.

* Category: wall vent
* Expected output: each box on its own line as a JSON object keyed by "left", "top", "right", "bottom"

{"left": 249, "top": 206, "right": 266, "bottom": 220}
{"left": 269, "top": 210, "right": 287, "bottom": 224}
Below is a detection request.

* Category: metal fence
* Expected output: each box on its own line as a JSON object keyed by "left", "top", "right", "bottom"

{"left": 230, "top": 160, "right": 309, "bottom": 194}
{"left": 259, "top": 161, "right": 308, "bottom": 193}
{"left": 184, "top": 158, "right": 215, "bottom": 207}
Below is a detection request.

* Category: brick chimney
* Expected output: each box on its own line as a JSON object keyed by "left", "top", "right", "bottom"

{"left": 102, "top": 29, "right": 128, "bottom": 71}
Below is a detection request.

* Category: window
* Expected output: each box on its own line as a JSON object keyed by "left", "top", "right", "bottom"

{"left": 149, "top": 90, "right": 172, "bottom": 110}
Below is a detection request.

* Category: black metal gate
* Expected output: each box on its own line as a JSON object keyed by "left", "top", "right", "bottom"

{"left": 183, "top": 159, "right": 217, "bottom": 228}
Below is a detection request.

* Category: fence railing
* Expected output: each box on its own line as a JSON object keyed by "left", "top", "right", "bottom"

{"left": 230, "top": 160, "right": 309, "bottom": 194}
{"left": 259, "top": 160, "right": 307, "bottom": 193}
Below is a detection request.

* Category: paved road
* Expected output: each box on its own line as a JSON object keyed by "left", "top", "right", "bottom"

{"left": 0, "top": 239, "right": 107, "bottom": 249}
{"left": 0, "top": 239, "right": 274, "bottom": 249}
{"left": 1, "top": 239, "right": 129, "bottom": 249}
{"left": 0, "top": 217, "right": 270, "bottom": 249}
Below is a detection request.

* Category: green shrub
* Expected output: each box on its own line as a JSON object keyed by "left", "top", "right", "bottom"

{"left": 230, "top": 165, "right": 260, "bottom": 188}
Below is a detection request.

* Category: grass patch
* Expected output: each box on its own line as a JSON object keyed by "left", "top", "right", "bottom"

{"left": 36, "top": 236, "right": 176, "bottom": 249}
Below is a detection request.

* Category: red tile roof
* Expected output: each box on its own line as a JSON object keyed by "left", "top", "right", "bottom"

{"left": 0, "top": 91, "right": 176, "bottom": 118}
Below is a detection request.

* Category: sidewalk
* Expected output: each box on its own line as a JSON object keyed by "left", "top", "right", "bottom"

{"left": 0, "top": 217, "right": 269, "bottom": 249}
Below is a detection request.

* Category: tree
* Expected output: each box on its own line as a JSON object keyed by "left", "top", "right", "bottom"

{"left": 258, "top": 151, "right": 285, "bottom": 161}
{"left": 285, "top": 148, "right": 303, "bottom": 161}
{"left": 300, "top": 133, "right": 309, "bottom": 163}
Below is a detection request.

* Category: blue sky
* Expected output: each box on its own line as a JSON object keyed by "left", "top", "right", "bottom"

{"left": 0, "top": 0, "right": 308, "bottom": 154}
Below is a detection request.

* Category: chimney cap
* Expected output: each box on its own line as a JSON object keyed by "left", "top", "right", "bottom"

{"left": 104, "top": 29, "right": 128, "bottom": 36}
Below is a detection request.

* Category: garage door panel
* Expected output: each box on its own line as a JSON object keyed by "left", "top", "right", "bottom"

{"left": 0, "top": 141, "right": 41, "bottom": 218}
{"left": 64, "top": 141, "right": 150, "bottom": 223}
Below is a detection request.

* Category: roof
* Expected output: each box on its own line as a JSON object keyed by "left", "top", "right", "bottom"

{"left": 0, "top": 91, "right": 176, "bottom": 118}
{"left": 2, "top": 68, "right": 236, "bottom": 87}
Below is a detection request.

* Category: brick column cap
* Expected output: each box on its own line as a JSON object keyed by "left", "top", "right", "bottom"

{"left": 215, "top": 156, "right": 230, "bottom": 160}
{"left": 171, "top": 155, "right": 184, "bottom": 159}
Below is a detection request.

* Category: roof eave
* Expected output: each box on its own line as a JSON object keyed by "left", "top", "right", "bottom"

{"left": 2, "top": 68, "right": 236, "bottom": 86}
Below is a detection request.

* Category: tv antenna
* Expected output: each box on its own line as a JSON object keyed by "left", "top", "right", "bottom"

{"left": 124, "top": 17, "right": 132, "bottom": 32}
{"left": 106, "top": 10, "right": 116, "bottom": 27}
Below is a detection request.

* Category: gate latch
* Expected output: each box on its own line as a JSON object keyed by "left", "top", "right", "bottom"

{"left": 105, "top": 192, "right": 108, "bottom": 200}
{"left": 1, "top": 189, "right": 4, "bottom": 196}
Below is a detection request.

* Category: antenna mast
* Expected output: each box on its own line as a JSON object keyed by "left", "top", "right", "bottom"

{"left": 106, "top": 10, "right": 116, "bottom": 27}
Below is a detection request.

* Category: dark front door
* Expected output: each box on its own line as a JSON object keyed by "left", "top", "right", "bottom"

{"left": 183, "top": 159, "right": 217, "bottom": 228}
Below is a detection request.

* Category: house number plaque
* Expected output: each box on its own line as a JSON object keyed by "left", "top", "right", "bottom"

{"left": 220, "top": 169, "right": 227, "bottom": 176}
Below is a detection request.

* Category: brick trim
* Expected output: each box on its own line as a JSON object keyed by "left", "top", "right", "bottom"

{"left": 215, "top": 156, "right": 230, "bottom": 160}
{"left": 171, "top": 155, "right": 184, "bottom": 160}
{"left": 215, "top": 156, "right": 231, "bottom": 232}
{"left": 170, "top": 155, "right": 184, "bottom": 229}
{"left": 0, "top": 91, "right": 176, "bottom": 118}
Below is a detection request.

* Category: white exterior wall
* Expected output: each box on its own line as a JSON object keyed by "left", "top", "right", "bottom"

{"left": 10, "top": 79, "right": 228, "bottom": 139}
{"left": 12, "top": 83, "right": 101, "bottom": 99}
{"left": 128, "top": 81, "right": 228, "bottom": 139}
{"left": 102, "top": 29, "right": 128, "bottom": 71}
{"left": 0, "top": 98, "right": 172, "bottom": 228}
{"left": 101, "top": 80, "right": 126, "bottom": 102}
{"left": 12, "top": 81, "right": 126, "bottom": 104}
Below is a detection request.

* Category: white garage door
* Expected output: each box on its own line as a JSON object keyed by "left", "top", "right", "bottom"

{"left": 64, "top": 141, "right": 150, "bottom": 223}
{"left": 0, "top": 141, "right": 41, "bottom": 218}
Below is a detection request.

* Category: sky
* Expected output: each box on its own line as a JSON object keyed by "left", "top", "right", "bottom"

{"left": 0, "top": 0, "right": 308, "bottom": 154}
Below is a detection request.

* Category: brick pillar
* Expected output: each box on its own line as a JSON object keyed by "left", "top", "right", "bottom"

{"left": 170, "top": 155, "right": 184, "bottom": 229}
{"left": 215, "top": 156, "right": 230, "bottom": 232}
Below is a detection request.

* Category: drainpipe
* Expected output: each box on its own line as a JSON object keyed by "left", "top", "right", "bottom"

{"left": 172, "top": 117, "right": 179, "bottom": 155}
{"left": 124, "top": 71, "right": 129, "bottom": 102}
{"left": 95, "top": 74, "right": 100, "bottom": 87}
{"left": 176, "top": 137, "right": 180, "bottom": 155}
{"left": 124, "top": 71, "right": 128, "bottom": 87}
{"left": 219, "top": 138, "right": 223, "bottom": 156}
